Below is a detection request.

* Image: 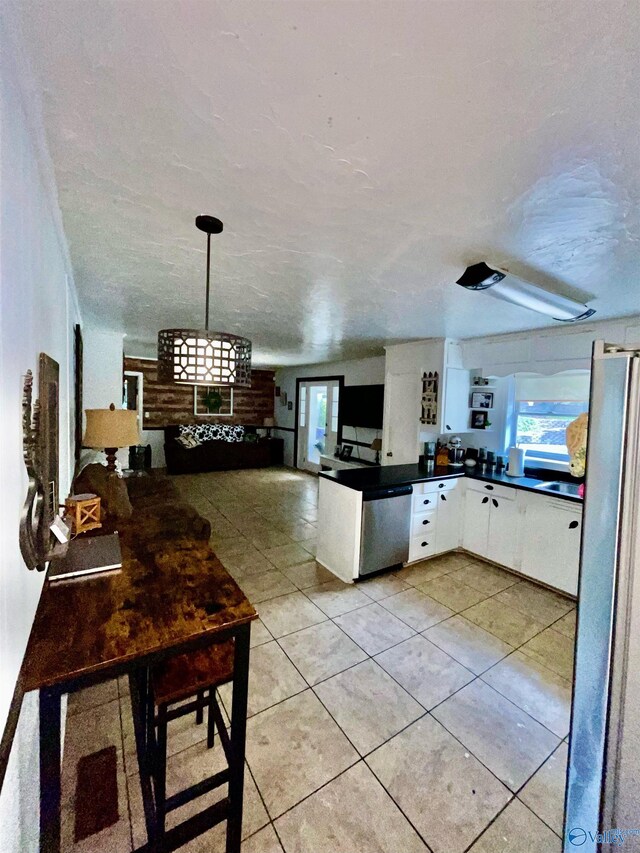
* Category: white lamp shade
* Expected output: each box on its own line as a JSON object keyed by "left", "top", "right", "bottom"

{"left": 83, "top": 407, "right": 140, "bottom": 449}
{"left": 263, "top": 417, "right": 275, "bottom": 428}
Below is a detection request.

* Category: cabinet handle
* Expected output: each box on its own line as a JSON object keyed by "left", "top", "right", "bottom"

{"left": 440, "top": 494, "right": 447, "bottom": 502}
{"left": 484, "top": 484, "right": 494, "bottom": 491}
{"left": 423, "top": 498, "right": 431, "bottom": 505}
{"left": 569, "top": 520, "right": 579, "bottom": 529}
{"left": 422, "top": 519, "right": 430, "bottom": 525}
{"left": 438, "top": 483, "right": 445, "bottom": 489}
{"left": 421, "top": 541, "right": 428, "bottom": 547}
{"left": 482, "top": 496, "right": 489, "bottom": 504}
{"left": 492, "top": 498, "right": 498, "bottom": 508}
{"left": 446, "top": 424, "right": 451, "bottom": 431}
{"left": 386, "top": 452, "right": 393, "bottom": 457}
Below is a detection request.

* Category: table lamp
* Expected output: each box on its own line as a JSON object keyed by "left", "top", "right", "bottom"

{"left": 263, "top": 417, "right": 275, "bottom": 438}
{"left": 370, "top": 437, "right": 382, "bottom": 465}
{"left": 83, "top": 404, "right": 140, "bottom": 471}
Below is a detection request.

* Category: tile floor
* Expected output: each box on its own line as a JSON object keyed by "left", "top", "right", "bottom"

{"left": 62, "top": 466, "right": 576, "bottom": 852}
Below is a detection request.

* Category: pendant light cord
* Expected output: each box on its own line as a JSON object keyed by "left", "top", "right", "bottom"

{"left": 204, "top": 232, "right": 211, "bottom": 331}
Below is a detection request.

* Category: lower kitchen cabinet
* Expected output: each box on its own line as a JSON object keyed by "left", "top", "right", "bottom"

{"left": 462, "top": 481, "right": 519, "bottom": 569}
{"left": 435, "top": 485, "right": 461, "bottom": 553}
{"left": 462, "top": 486, "right": 491, "bottom": 558}
{"left": 519, "top": 494, "right": 582, "bottom": 596}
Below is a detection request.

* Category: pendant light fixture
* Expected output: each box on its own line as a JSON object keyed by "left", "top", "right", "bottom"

{"left": 157, "top": 215, "right": 252, "bottom": 387}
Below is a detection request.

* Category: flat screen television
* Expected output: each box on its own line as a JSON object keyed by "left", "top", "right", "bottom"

{"left": 340, "top": 384, "right": 384, "bottom": 429}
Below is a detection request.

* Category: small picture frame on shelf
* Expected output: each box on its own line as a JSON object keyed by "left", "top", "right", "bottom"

{"left": 471, "top": 391, "right": 494, "bottom": 409}
{"left": 471, "top": 410, "right": 488, "bottom": 429}
{"left": 340, "top": 444, "right": 353, "bottom": 461}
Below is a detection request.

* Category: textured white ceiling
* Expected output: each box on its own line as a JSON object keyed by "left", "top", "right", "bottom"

{"left": 18, "top": 0, "right": 640, "bottom": 365}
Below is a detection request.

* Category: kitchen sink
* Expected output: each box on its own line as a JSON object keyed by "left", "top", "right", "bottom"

{"left": 533, "top": 481, "right": 580, "bottom": 496}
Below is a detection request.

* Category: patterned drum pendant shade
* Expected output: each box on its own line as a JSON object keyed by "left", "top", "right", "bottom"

{"left": 157, "top": 216, "right": 252, "bottom": 387}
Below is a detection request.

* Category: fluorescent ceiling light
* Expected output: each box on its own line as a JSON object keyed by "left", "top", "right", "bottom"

{"left": 456, "top": 262, "right": 595, "bottom": 323}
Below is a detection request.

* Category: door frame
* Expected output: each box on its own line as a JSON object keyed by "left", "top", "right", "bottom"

{"left": 293, "top": 375, "right": 344, "bottom": 471}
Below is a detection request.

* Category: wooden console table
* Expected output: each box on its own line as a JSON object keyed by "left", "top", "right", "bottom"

{"left": 21, "top": 533, "right": 256, "bottom": 853}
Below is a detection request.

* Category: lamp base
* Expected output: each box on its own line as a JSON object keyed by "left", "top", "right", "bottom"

{"left": 105, "top": 447, "right": 118, "bottom": 472}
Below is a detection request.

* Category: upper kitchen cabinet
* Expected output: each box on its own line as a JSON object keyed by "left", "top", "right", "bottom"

{"left": 382, "top": 339, "right": 470, "bottom": 466}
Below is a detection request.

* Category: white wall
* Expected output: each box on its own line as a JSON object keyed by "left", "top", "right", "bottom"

{"left": 274, "top": 355, "right": 385, "bottom": 467}
{"left": 0, "top": 8, "right": 81, "bottom": 851}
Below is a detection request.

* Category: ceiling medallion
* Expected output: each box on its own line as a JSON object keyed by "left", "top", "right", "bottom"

{"left": 157, "top": 215, "right": 252, "bottom": 387}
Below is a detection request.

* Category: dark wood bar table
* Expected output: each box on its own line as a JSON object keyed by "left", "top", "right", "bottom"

{"left": 21, "top": 533, "right": 256, "bottom": 853}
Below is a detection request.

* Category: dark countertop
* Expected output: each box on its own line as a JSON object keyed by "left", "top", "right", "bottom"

{"left": 319, "top": 462, "right": 583, "bottom": 503}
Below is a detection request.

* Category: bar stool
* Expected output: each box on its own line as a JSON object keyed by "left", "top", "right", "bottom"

{"left": 145, "top": 640, "right": 236, "bottom": 842}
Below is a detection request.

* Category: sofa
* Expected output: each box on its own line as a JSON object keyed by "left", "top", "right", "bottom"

{"left": 164, "top": 425, "right": 284, "bottom": 475}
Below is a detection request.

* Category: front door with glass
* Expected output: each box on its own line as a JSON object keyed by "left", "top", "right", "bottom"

{"left": 297, "top": 380, "right": 340, "bottom": 472}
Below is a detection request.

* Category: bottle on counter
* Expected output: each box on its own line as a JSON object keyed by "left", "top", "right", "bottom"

{"left": 436, "top": 441, "right": 450, "bottom": 467}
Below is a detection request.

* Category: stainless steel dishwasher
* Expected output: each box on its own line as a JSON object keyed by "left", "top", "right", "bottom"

{"left": 359, "top": 484, "right": 413, "bottom": 577}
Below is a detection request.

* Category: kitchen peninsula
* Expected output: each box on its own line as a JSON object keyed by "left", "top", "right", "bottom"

{"left": 317, "top": 462, "right": 582, "bottom": 595}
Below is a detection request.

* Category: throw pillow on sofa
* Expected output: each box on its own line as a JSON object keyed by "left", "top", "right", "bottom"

{"left": 176, "top": 434, "right": 201, "bottom": 449}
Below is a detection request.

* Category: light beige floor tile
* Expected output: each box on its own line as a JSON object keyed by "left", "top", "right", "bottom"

{"left": 519, "top": 742, "right": 568, "bottom": 836}
{"left": 276, "top": 520, "right": 317, "bottom": 542}
{"left": 242, "top": 824, "right": 283, "bottom": 853}
{"left": 129, "top": 743, "right": 268, "bottom": 850}
{"left": 334, "top": 602, "right": 415, "bottom": 655}
{"left": 462, "top": 598, "right": 546, "bottom": 647}
{"left": 424, "top": 551, "right": 475, "bottom": 573}
{"left": 63, "top": 698, "right": 123, "bottom": 768}
{"left": 314, "top": 659, "right": 424, "bottom": 755}
{"left": 261, "top": 542, "right": 313, "bottom": 569}
{"left": 416, "top": 573, "right": 490, "bottom": 612}
{"left": 375, "top": 634, "right": 474, "bottom": 710}
{"left": 67, "top": 679, "right": 119, "bottom": 716}
{"left": 481, "top": 651, "right": 572, "bottom": 738}
{"left": 210, "top": 534, "right": 252, "bottom": 554}
{"left": 238, "top": 570, "right": 298, "bottom": 604}
{"left": 278, "top": 621, "right": 367, "bottom": 685}
{"left": 250, "top": 618, "right": 272, "bottom": 647}
{"left": 275, "top": 761, "right": 428, "bottom": 853}
{"left": 357, "top": 573, "right": 410, "bottom": 601}
{"left": 520, "top": 628, "right": 575, "bottom": 681}
{"left": 394, "top": 560, "right": 454, "bottom": 586}
{"left": 432, "top": 680, "right": 560, "bottom": 791}
{"left": 279, "top": 560, "right": 335, "bottom": 589}
{"left": 246, "top": 527, "right": 294, "bottom": 550}
{"left": 380, "top": 588, "right": 454, "bottom": 631}
{"left": 424, "top": 615, "right": 513, "bottom": 674}
{"left": 257, "top": 591, "right": 326, "bottom": 638}
{"left": 304, "top": 579, "right": 371, "bottom": 617}
{"left": 301, "top": 539, "right": 317, "bottom": 557}
{"left": 367, "top": 716, "right": 510, "bottom": 853}
{"left": 495, "top": 581, "right": 574, "bottom": 627}
{"left": 451, "top": 563, "right": 519, "bottom": 595}
{"left": 468, "top": 798, "right": 561, "bottom": 852}
{"left": 222, "top": 549, "right": 276, "bottom": 578}
{"left": 219, "top": 641, "right": 306, "bottom": 717}
{"left": 245, "top": 690, "right": 358, "bottom": 818}
{"left": 552, "top": 609, "right": 576, "bottom": 640}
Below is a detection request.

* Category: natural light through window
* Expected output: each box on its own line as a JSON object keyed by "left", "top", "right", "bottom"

{"left": 515, "top": 400, "right": 589, "bottom": 461}
{"left": 513, "top": 371, "right": 590, "bottom": 462}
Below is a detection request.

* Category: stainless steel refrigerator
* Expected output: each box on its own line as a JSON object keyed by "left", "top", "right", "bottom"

{"left": 564, "top": 340, "right": 640, "bottom": 851}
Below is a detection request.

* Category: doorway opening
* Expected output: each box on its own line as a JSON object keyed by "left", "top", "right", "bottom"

{"left": 295, "top": 377, "right": 342, "bottom": 473}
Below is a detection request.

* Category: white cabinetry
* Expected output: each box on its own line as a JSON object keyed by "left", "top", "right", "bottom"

{"left": 462, "top": 481, "right": 519, "bottom": 569}
{"left": 519, "top": 494, "right": 582, "bottom": 596}
{"left": 408, "top": 477, "right": 461, "bottom": 563}
{"left": 441, "top": 367, "right": 471, "bottom": 434}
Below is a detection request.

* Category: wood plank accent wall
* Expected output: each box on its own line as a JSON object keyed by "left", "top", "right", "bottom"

{"left": 124, "top": 358, "right": 275, "bottom": 428}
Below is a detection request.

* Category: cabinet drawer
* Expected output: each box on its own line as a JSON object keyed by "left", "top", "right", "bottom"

{"left": 409, "top": 535, "right": 437, "bottom": 562}
{"left": 411, "top": 510, "right": 437, "bottom": 537}
{"left": 419, "top": 478, "right": 460, "bottom": 495}
{"left": 412, "top": 492, "right": 438, "bottom": 513}
{"left": 467, "top": 480, "right": 516, "bottom": 501}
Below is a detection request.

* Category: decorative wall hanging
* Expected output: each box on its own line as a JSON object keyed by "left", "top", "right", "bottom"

{"left": 157, "top": 215, "right": 252, "bottom": 387}
{"left": 193, "top": 386, "right": 234, "bottom": 417}
{"left": 420, "top": 371, "right": 439, "bottom": 425}
{"left": 19, "top": 361, "right": 66, "bottom": 571}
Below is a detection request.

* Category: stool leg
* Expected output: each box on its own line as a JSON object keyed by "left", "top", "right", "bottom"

{"left": 155, "top": 703, "right": 168, "bottom": 840}
{"left": 207, "top": 688, "right": 216, "bottom": 749}
{"left": 195, "top": 689, "right": 204, "bottom": 725}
